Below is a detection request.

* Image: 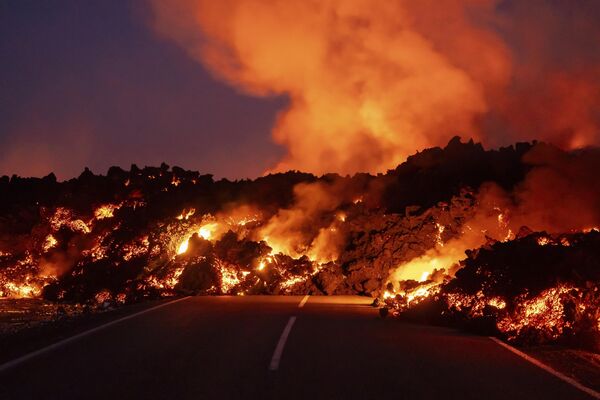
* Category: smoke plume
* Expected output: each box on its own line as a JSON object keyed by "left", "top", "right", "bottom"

{"left": 256, "top": 180, "right": 349, "bottom": 261}
{"left": 391, "top": 143, "right": 600, "bottom": 284}
{"left": 148, "top": 0, "right": 600, "bottom": 175}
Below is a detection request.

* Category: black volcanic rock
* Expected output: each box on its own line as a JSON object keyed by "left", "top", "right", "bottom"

{"left": 0, "top": 138, "right": 594, "bottom": 316}
{"left": 380, "top": 137, "right": 532, "bottom": 212}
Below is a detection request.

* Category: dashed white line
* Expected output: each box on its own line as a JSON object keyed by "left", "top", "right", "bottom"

{"left": 0, "top": 296, "right": 191, "bottom": 374}
{"left": 489, "top": 337, "right": 600, "bottom": 399}
{"left": 269, "top": 316, "right": 297, "bottom": 371}
{"left": 267, "top": 296, "right": 307, "bottom": 370}
{"left": 298, "top": 295, "right": 310, "bottom": 308}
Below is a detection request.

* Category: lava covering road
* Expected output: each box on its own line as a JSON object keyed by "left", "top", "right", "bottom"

{"left": 1, "top": 138, "right": 600, "bottom": 350}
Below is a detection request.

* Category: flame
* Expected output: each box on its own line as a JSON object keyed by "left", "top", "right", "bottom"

{"left": 175, "top": 221, "right": 221, "bottom": 255}
{"left": 94, "top": 204, "right": 119, "bottom": 220}
{"left": 405, "top": 285, "right": 436, "bottom": 305}
{"left": 121, "top": 236, "right": 150, "bottom": 261}
{"left": 147, "top": 266, "right": 185, "bottom": 290}
{"left": 497, "top": 286, "right": 576, "bottom": 341}
{"left": 0, "top": 165, "right": 384, "bottom": 299}
{"left": 262, "top": 235, "right": 292, "bottom": 257}
{"left": 177, "top": 239, "right": 189, "bottom": 255}
{"left": 389, "top": 197, "right": 515, "bottom": 286}
{"left": 43, "top": 234, "right": 58, "bottom": 252}
{"left": 95, "top": 290, "right": 112, "bottom": 304}
{"left": 198, "top": 223, "right": 217, "bottom": 240}
{"left": 537, "top": 236, "right": 551, "bottom": 246}
{"left": 440, "top": 291, "right": 508, "bottom": 319}
{"left": 1, "top": 278, "right": 43, "bottom": 299}
{"left": 390, "top": 251, "right": 455, "bottom": 283}
{"left": 435, "top": 223, "right": 445, "bottom": 247}
{"left": 177, "top": 208, "right": 195, "bottom": 220}
{"left": 383, "top": 281, "right": 441, "bottom": 312}
{"left": 217, "top": 261, "right": 243, "bottom": 293}
{"left": 279, "top": 275, "right": 305, "bottom": 292}
{"left": 49, "top": 208, "right": 91, "bottom": 234}
{"left": 560, "top": 237, "right": 571, "bottom": 247}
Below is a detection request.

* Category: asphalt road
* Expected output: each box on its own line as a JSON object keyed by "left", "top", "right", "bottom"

{"left": 0, "top": 296, "right": 594, "bottom": 399}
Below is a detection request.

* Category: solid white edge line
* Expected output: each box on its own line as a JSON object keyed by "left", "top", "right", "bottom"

{"left": 298, "top": 295, "right": 310, "bottom": 308}
{"left": 0, "top": 296, "right": 191, "bottom": 374}
{"left": 489, "top": 337, "right": 600, "bottom": 399}
{"left": 269, "top": 316, "right": 297, "bottom": 371}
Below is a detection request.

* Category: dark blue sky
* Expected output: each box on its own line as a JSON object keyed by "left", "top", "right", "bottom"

{"left": 0, "top": 0, "right": 286, "bottom": 179}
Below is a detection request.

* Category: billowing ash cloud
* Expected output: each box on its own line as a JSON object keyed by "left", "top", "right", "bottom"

{"left": 147, "top": 0, "right": 600, "bottom": 175}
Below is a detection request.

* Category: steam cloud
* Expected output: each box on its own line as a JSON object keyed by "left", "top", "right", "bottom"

{"left": 256, "top": 179, "right": 354, "bottom": 262}
{"left": 148, "top": 0, "right": 600, "bottom": 175}
{"left": 392, "top": 143, "right": 600, "bottom": 283}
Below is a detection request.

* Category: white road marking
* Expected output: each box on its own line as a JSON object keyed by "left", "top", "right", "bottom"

{"left": 269, "top": 316, "right": 297, "bottom": 371}
{"left": 0, "top": 296, "right": 191, "bottom": 374}
{"left": 489, "top": 337, "right": 600, "bottom": 399}
{"left": 298, "top": 295, "right": 310, "bottom": 308}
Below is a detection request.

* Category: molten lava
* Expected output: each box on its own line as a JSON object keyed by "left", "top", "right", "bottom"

{"left": 1, "top": 139, "right": 599, "bottom": 350}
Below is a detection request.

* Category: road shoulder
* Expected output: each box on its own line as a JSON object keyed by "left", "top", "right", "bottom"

{"left": 0, "top": 297, "right": 186, "bottom": 365}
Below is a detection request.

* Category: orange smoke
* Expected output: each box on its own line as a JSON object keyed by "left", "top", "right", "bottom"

{"left": 148, "top": 0, "right": 510, "bottom": 174}
{"left": 148, "top": 0, "right": 600, "bottom": 175}
{"left": 256, "top": 181, "right": 345, "bottom": 260}
{"left": 390, "top": 143, "right": 600, "bottom": 286}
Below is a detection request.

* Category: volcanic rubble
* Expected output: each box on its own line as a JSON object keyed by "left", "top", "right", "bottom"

{"left": 1, "top": 137, "right": 599, "bottom": 350}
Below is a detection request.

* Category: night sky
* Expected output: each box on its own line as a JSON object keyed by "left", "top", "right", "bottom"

{"left": 2, "top": 1, "right": 599, "bottom": 179}
{"left": 0, "top": 0, "right": 286, "bottom": 179}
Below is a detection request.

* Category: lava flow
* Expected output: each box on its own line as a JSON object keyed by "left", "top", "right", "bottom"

{"left": 1, "top": 138, "right": 600, "bottom": 350}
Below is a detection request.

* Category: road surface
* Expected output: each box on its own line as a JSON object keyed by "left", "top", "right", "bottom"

{"left": 0, "top": 296, "right": 594, "bottom": 399}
